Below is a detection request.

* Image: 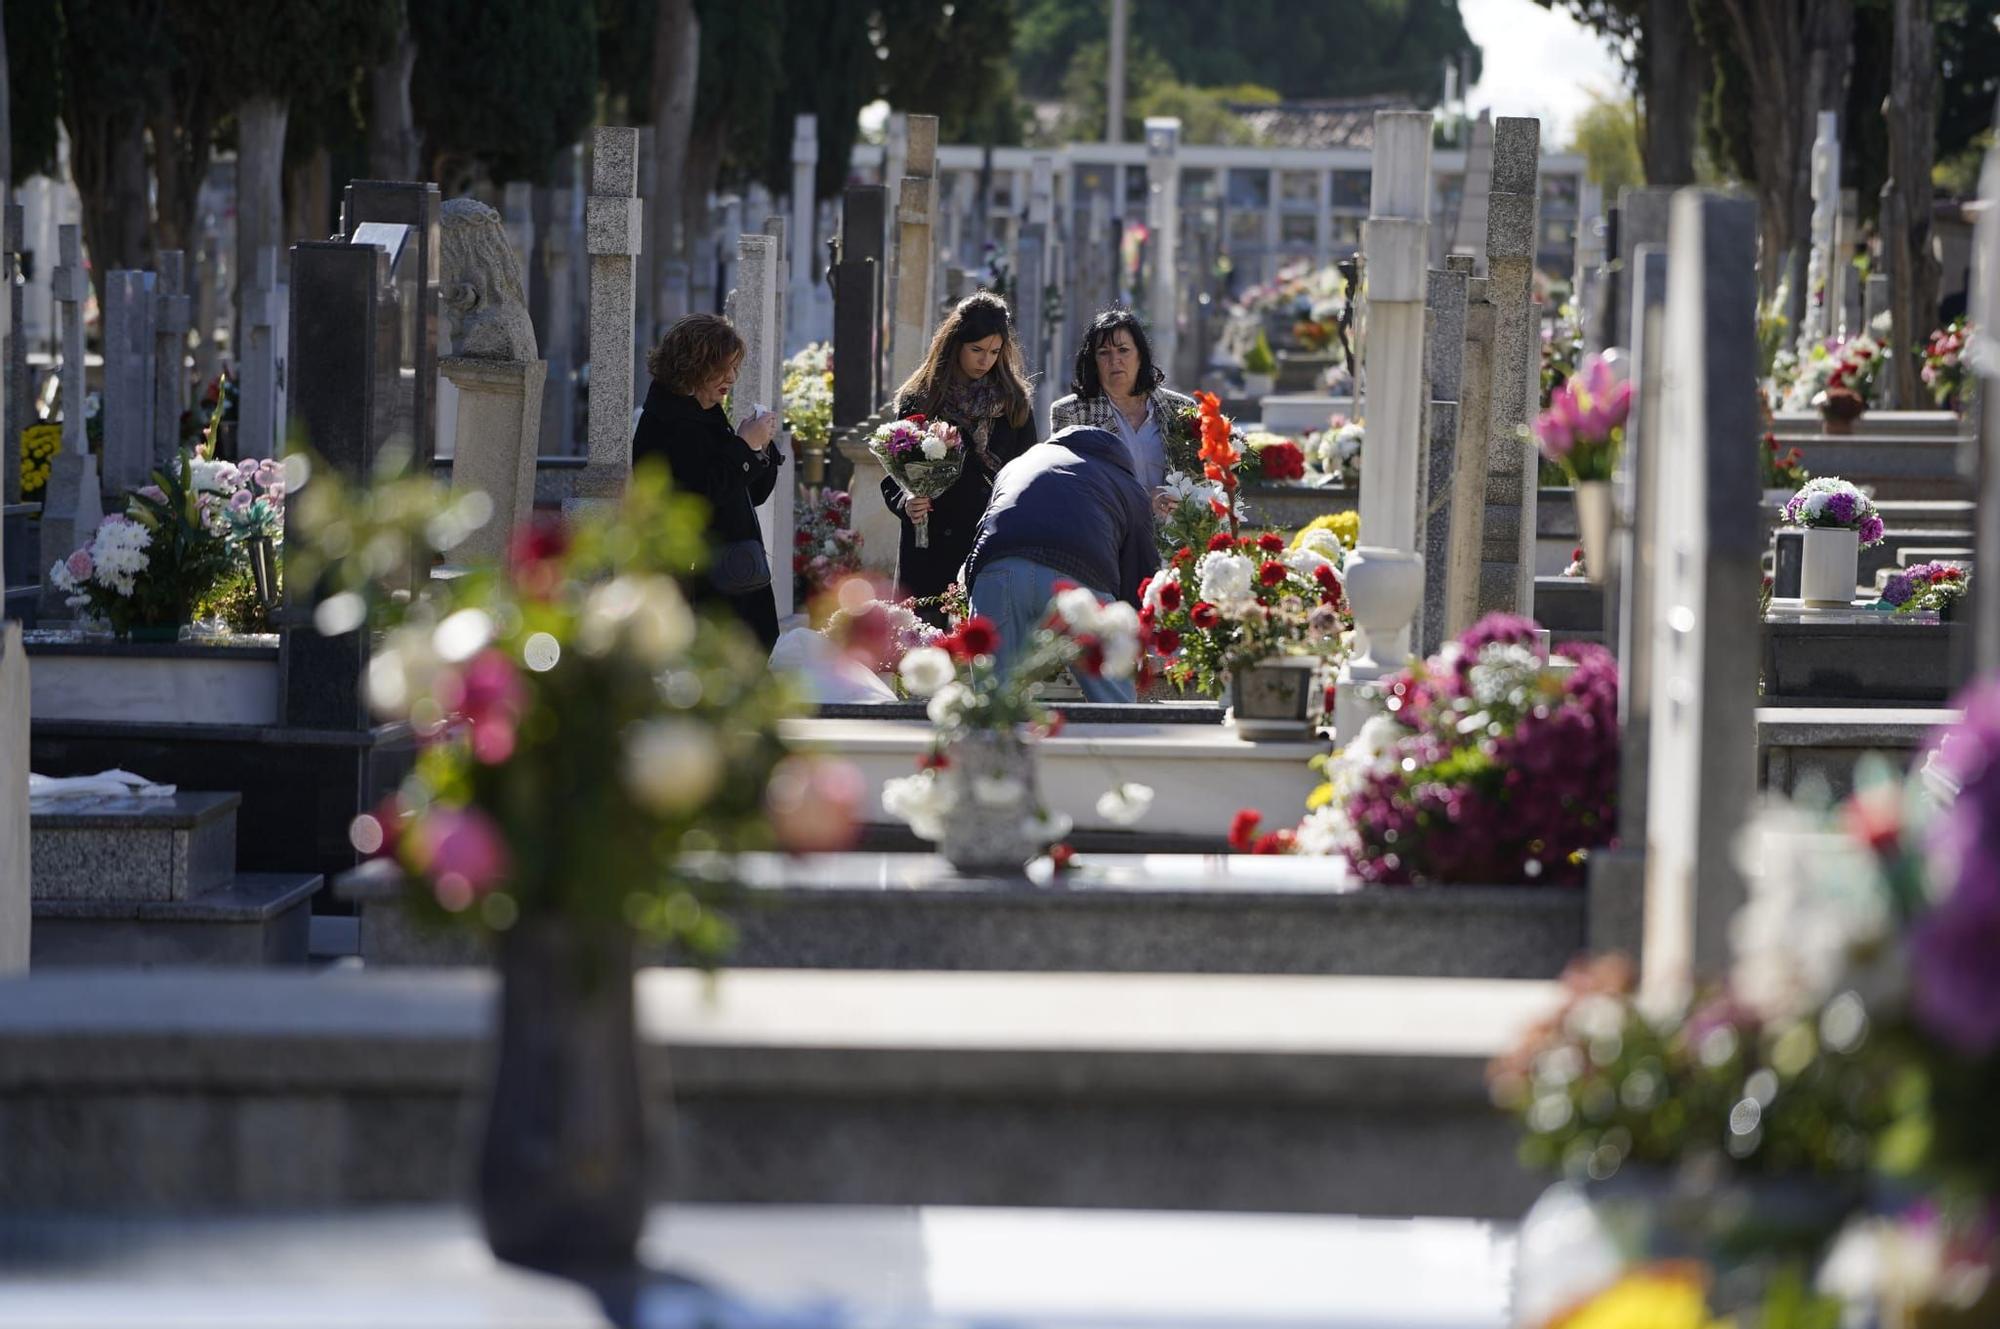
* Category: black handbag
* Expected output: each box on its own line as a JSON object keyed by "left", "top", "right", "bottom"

{"left": 711, "top": 538, "right": 773, "bottom": 594}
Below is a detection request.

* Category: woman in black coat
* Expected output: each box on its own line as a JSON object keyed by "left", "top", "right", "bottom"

{"left": 882, "top": 291, "right": 1038, "bottom": 626}
{"left": 631, "top": 313, "right": 785, "bottom": 648}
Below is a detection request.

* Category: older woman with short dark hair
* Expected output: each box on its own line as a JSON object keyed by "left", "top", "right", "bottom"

{"left": 1050, "top": 310, "right": 1195, "bottom": 512}
{"left": 632, "top": 313, "right": 784, "bottom": 648}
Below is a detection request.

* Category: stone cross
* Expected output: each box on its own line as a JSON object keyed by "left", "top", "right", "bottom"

{"left": 3, "top": 202, "right": 22, "bottom": 504}
{"left": 734, "top": 230, "right": 793, "bottom": 620}
{"left": 1417, "top": 261, "right": 1469, "bottom": 657}
{"left": 238, "top": 247, "right": 282, "bottom": 459}
{"left": 154, "top": 252, "right": 192, "bottom": 469}
{"left": 1441, "top": 256, "right": 1492, "bottom": 638}
{"left": 194, "top": 226, "right": 222, "bottom": 393}
{"left": 1641, "top": 191, "right": 1761, "bottom": 1007}
{"left": 572, "top": 126, "right": 643, "bottom": 505}
{"left": 634, "top": 127, "right": 658, "bottom": 395}
{"left": 41, "top": 224, "right": 101, "bottom": 617}
{"left": 1475, "top": 117, "right": 1542, "bottom": 621}
{"left": 1799, "top": 111, "right": 1840, "bottom": 354}
{"left": 1451, "top": 112, "right": 1495, "bottom": 272}
{"left": 1335, "top": 110, "right": 1433, "bottom": 739}
{"left": 888, "top": 114, "right": 939, "bottom": 396}
{"left": 1144, "top": 117, "right": 1182, "bottom": 382}
{"left": 791, "top": 115, "right": 819, "bottom": 349}
{"left": 102, "top": 270, "right": 159, "bottom": 493}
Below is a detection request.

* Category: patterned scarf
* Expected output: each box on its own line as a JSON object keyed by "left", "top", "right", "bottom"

{"left": 937, "top": 370, "right": 1013, "bottom": 468}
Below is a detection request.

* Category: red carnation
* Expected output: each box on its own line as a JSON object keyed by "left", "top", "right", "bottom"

{"left": 1158, "top": 580, "right": 1182, "bottom": 610}
{"left": 1313, "top": 565, "right": 1340, "bottom": 591}
{"left": 1258, "top": 532, "right": 1284, "bottom": 553}
{"left": 1076, "top": 637, "right": 1106, "bottom": 676}
{"left": 1191, "top": 602, "right": 1221, "bottom": 629}
{"left": 918, "top": 751, "right": 951, "bottom": 771}
{"left": 1154, "top": 627, "right": 1182, "bottom": 655}
{"left": 1137, "top": 575, "right": 1153, "bottom": 601}
{"left": 1259, "top": 560, "right": 1287, "bottom": 587}
{"left": 1049, "top": 843, "right": 1076, "bottom": 872}
{"left": 1258, "top": 441, "right": 1306, "bottom": 481}
{"left": 1250, "top": 830, "right": 1296, "bottom": 855}
{"left": 1052, "top": 578, "right": 1078, "bottom": 593}
{"left": 906, "top": 412, "right": 927, "bottom": 423}
{"left": 507, "top": 517, "right": 570, "bottom": 599}
{"left": 956, "top": 615, "right": 999, "bottom": 659}
{"left": 1174, "top": 545, "right": 1193, "bottom": 564}
{"left": 1229, "top": 809, "right": 1262, "bottom": 852}
{"left": 1139, "top": 605, "right": 1156, "bottom": 628}
{"left": 1207, "top": 532, "right": 1235, "bottom": 552}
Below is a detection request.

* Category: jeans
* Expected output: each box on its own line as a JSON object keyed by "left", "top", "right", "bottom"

{"left": 969, "top": 556, "right": 1137, "bottom": 703}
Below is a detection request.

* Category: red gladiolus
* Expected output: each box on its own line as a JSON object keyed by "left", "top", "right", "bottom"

{"left": 1191, "top": 602, "right": 1220, "bottom": 629}
{"left": 1158, "top": 580, "right": 1182, "bottom": 610}
{"left": 956, "top": 615, "right": 999, "bottom": 659}
{"left": 1207, "top": 531, "right": 1235, "bottom": 552}
{"left": 1154, "top": 627, "right": 1182, "bottom": 654}
{"left": 1259, "top": 560, "right": 1287, "bottom": 587}
{"left": 1229, "top": 809, "right": 1262, "bottom": 852}
{"left": 1258, "top": 532, "right": 1284, "bottom": 553}
{"left": 1209, "top": 497, "right": 1229, "bottom": 518}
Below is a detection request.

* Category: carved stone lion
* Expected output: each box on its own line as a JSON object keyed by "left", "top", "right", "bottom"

{"left": 439, "top": 196, "right": 539, "bottom": 361}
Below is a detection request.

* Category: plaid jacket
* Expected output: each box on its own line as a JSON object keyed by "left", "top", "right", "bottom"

{"left": 1048, "top": 387, "right": 1199, "bottom": 475}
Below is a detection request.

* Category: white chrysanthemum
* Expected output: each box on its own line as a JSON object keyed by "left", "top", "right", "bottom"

{"left": 1293, "top": 528, "right": 1345, "bottom": 563}
{"left": 882, "top": 768, "right": 956, "bottom": 841}
{"left": 1052, "top": 586, "right": 1106, "bottom": 634}
{"left": 919, "top": 433, "right": 948, "bottom": 461}
{"left": 926, "top": 681, "right": 971, "bottom": 726}
{"left": 1467, "top": 644, "right": 1543, "bottom": 707}
{"left": 1292, "top": 804, "right": 1353, "bottom": 857}
{"left": 1284, "top": 546, "right": 1336, "bottom": 581}
{"left": 1096, "top": 601, "right": 1140, "bottom": 639}
{"left": 898, "top": 646, "right": 956, "bottom": 696}
{"left": 1195, "top": 550, "right": 1256, "bottom": 613}
{"left": 1141, "top": 568, "right": 1180, "bottom": 617}
{"left": 1095, "top": 782, "right": 1154, "bottom": 825}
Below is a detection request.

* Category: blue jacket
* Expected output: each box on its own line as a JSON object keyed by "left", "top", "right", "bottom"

{"left": 962, "top": 426, "right": 1159, "bottom": 607}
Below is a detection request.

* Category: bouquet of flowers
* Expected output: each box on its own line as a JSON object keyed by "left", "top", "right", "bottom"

{"left": 19, "top": 422, "right": 59, "bottom": 499}
{"left": 823, "top": 594, "right": 945, "bottom": 682}
{"left": 1540, "top": 310, "right": 1584, "bottom": 410}
{"left": 1760, "top": 431, "right": 1810, "bottom": 490}
{"left": 1292, "top": 510, "right": 1359, "bottom": 552}
{"left": 792, "top": 489, "right": 862, "bottom": 606}
{"left": 1306, "top": 415, "right": 1363, "bottom": 485}
{"left": 51, "top": 451, "right": 240, "bottom": 638}
{"left": 1922, "top": 319, "right": 1969, "bottom": 412}
{"left": 1154, "top": 468, "right": 1242, "bottom": 561}
{"left": 1782, "top": 477, "right": 1885, "bottom": 547}
{"left": 1781, "top": 336, "right": 1882, "bottom": 414}
{"left": 869, "top": 414, "right": 964, "bottom": 549}
{"left": 781, "top": 342, "right": 835, "bottom": 449}
{"left": 1535, "top": 353, "right": 1631, "bottom": 484}
{"left": 1141, "top": 524, "right": 1349, "bottom": 696}
{"left": 1232, "top": 614, "right": 1618, "bottom": 883}
{"left": 1293, "top": 317, "right": 1336, "bottom": 353}
{"left": 1238, "top": 431, "right": 1307, "bottom": 483}
{"left": 1881, "top": 561, "right": 1969, "bottom": 616}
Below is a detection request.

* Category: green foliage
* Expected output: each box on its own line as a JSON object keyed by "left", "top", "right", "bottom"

{"left": 170, "top": 0, "right": 397, "bottom": 111}
{"left": 1569, "top": 90, "right": 1644, "bottom": 196}
{"left": 410, "top": 0, "right": 597, "bottom": 185}
{"left": 1243, "top": 330, "right": 1276, "bottom": 375}
{"left": 1016, "top": 0, "right": 1481, "bottom": 104}
{"left": 692, "top": 0, "right": 781, "bottom": 165}
{"left": 7, "top": 0, "right": 65, "bottom": 182}
{"left": 763, "top": 0, "right": 880, "bottom": 199}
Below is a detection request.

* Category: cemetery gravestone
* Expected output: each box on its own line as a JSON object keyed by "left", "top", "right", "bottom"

{"left": 238, "top": 248, "right": 282, "bottom": 460}
{"left": 1973, "top": 132, "right": 2000, "bottom": 677}
{"left": 837, "top": 186, "right": 887, "bottom": 417}
{"left": 1641, "top": 192, "right": 1761, "bottom": 1006}
{"left": 0, "top": 622, "right": 26, "bottom": 973}
{"left": 341, "top": 181, "right": 442, "bottom": 464}
{"left": 102, "top": 270, "right": 159, "bottom": 494}
{"left": 1451, "top": 113, "right": 1494, "bottom": 271}
{"left": 40, "top": 226, "right": 101, "bottom": 620}
{"left": 154, "top": 252, "right": 192, "bottom": 470}
{"left": 889, "top": 115, "right": 939, "bottom": 396}
{"left": 1442, "top": 256, "right": 1492, "bottom": 638}
{"left": 734, "top": 231, "right": 793, "bottom": 620}
{"left": 1477, "top": 118, "right": 1542, "bottom": 621}
{"left": 1800, "top": 112, "right": 1840, "bottom": 355}
{"left": 572, "top": 128, "right": 643, "bottom": 506}
{"left": 1418, "top": 263, "right": 1469, "bottom": 657}
{"left": 791, "top": 116, "right": 820, "bottom": 346}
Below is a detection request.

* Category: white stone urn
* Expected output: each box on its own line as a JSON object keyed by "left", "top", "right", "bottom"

{"left": 1333, "top": 545, "right": 1424, "bottom": 739}
{"left": 1573, "top": 480, "right": 1613, "bottom": 586}
{"left": 1798, "top": 527, "right": 1860, "bottom": 606}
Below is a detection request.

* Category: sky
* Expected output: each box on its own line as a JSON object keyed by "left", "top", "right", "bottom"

{"left": 1458, "top": 0, "right": 1631, "bottom": 145}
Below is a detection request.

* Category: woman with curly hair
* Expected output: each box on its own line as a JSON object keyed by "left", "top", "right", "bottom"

{"left": 882, "top": 291, "right": 1037, "bottom": 625}
{"left": 632, "top": 313, "right": 784, "bottom": 648}
{"left": 1050, "top": 309, "right": 1196, "bottom": 513}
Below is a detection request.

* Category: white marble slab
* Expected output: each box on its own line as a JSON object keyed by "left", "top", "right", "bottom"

{"left": 30, "top": 651, "right": 280, "bottom": 726}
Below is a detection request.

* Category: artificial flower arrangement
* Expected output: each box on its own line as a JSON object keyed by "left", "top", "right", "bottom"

{"left": 1760, "top": 431, "right": 1810, "bottom": 491}
{"left": 1237, "top": 430, "right": 1308, "bottom": 484}
{"left": 1230, "top": 614, "right": 1618, "bottom": 883}
{"left": 781, "top": 342, "right": 834, "bottom": 450}
{"left": 1781, "top": 477, "right": 1886, "bottom": 547}
{"left": 48, "top": 444, "right": 282, "bottom": 639}
{"left": 1305, "top": 414, "right": 1363, "bottom": 485}
{"left": 19, "top": 421, "right": 59, "bottom": 499}
{"left": 792, "top": 489, "right": 863, "bottom": 607}
{"left": 1292, "top": 317, "right": 1336, "bottom": 353}
{"left": 1922, "top": 318, "right": 1969, "bottom": 412}
{"left": 1535, "top": 353, "right": 1631, "bottom": 484}
{"left": 1494, "top": 679, "right": 2000, "bottom": 1326}
{"left": 1781, "top": 335, "right": 1882, "bottom": 415}
{"left": 879, "top": 593, "right": 1151, "bottom": 859}
{"left": 1540, "top": 309, "right": 1584, "bottom": 411}
{"left": 869, "top": 413, "right": 965, "bottom": 549}
{"left": 1880, "top": 561, "right": 1970, "bottom": 617}
{"left": 300, "top": 458, "right": 813, "bottom": 946}
{"left": 1154, "top": 467, "right": 1246, "bottom": 562}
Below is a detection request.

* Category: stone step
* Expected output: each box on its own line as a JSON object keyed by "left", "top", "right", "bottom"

{"left": 1760, "top": 613, "right": 1960, "bottom": 705}
{"left": 1772, "top": 409, "right": 1961, "bottom": 439}
{"left": 0, "top": 967, "right": 1559, "bottom": 1217}
{"left": 1773, "top": 434, "right": 1971, "bottom": 500}
{"left": 1758, "top": 705, "right": 1956, "bottom": 801}
{"left": 30, "top": 872, "right": 323, "bottom": 966}
{"left": 339, "top": 853, "right": 1587, "bottom": 979}
{"left": 30, "top": 790, "right": 239, "bottom": 900}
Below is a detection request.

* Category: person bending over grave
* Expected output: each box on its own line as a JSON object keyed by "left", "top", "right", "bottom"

{"left": 961, "top": 425, "right": 1158, "bottom": 703}
{"left": 1050, "top": 309, "right": 1196, "bottom": 514}
{"left": 883, "top": 292, "right": 1037, "bottom": 627}
{"left": 632, "top": 313, "right": 784, "bottom": 648}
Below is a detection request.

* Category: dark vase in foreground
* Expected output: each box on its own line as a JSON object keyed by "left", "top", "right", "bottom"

{"left": 479, "top": 917, "right": 646, "bottom": 1271}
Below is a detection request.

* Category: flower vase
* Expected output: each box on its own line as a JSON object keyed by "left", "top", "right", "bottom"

{"left": 1243, "top": 372, "right": 1275, "bottom": 398}
{"left": 1820, "top": 414, "right": 1856, "bottom": 436}
{"left": 939, "top": 728, "right": 1045, "bottom": 875}
{"left": 1573, "top": 480, "right": 1613, "bottom": 586}
{"left": 478, "top": 917, "right": 646, "bottom": 1273}
{"left": 1798, "top": 527, "right": 1860, "bottom": 607}
{"left": 1226, "top": 656, "right": 1322, "bottom": 740}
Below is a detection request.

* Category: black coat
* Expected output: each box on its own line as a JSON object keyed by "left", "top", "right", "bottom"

{"left": 631, "top": 382, "right": 784, "bottom": 648}
{"left": 879, "top": 394, "right": 1036, "bottom": 619}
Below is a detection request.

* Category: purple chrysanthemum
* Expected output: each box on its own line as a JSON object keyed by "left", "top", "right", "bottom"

{"left": 1883, "top": 572, "right": 1916, "bottom": 607}
{"left": 1824, "top": 490, "right": 1860, "bottom": 524}
{"left": 1859, "top": 514, "right": 1885, "bottom": 547}
{"left": 1915, "top": 678, "right": 2000, "bottom": 1055}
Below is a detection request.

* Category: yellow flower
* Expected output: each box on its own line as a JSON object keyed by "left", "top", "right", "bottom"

{"left": 1305, "top": 782, "right": 1335, "bottom": 810}
{"left": 1544, "top": 1267, "right": 1724, "bottom": 1329}
{"left": 1291, "top": 510, "right": 1360, "bottom": 551}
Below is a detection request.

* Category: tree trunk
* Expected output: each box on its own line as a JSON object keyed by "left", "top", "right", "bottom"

{"left": 285, "top": 145, "right": 333, "bottom": 250}
{"left": 682, "top": 121, "right": 724, "bottom": 315}
{"left": 233, "top": 96, "right": 289, "bottom": 345}
{"left": 367, "top": 10, "right": 420, "bottom": 180}
{"left": 147, "top": 88, "right": 213, "bottom": 260}
{"left": 1785, "top": 0, "right": 1853, "bottom": 331}
{"left": 69, "top": 108, "right": 153, "bottom": 308}
{"left": 1882, "top": 0, "right": 1939, "bottom": 406}
{"left": 1713, "top": 0, "right": 1817, "bottom": 308}
{"left": 1, "top": 3, "right": 12, "bottom": 194}
{"left": 1642, "top": 0, "right": 1698, "bottom": 186}
{"left": 649, "top": 0, "right": 700, "bottom": 332}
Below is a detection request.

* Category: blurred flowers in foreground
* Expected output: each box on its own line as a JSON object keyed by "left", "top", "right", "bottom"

{"left": 298, "top": 451, "right": 854, "bottom": 958}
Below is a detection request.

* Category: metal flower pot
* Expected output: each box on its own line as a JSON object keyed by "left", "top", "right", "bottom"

{"left": 1226, "top": 656, "right": 1322, "bottom": 740}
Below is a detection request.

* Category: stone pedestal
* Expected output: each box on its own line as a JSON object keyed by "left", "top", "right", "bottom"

{"left": 441, "top": 358, "right": 547, "bottom": 566}
{"left": 0, "top": 622, "right": 26, "bottom": 973}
